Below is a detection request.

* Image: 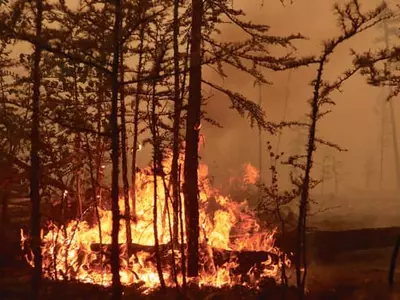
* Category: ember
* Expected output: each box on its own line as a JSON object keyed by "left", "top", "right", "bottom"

{"left": 21, "top": 155, "right": 290, "bottom": 293}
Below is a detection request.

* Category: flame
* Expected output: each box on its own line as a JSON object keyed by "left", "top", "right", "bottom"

{"left": 242, "top": 163, "right": 259, "bottom": 186}
{"left": 21, "top": 154, "right": 290, "bottom": 293}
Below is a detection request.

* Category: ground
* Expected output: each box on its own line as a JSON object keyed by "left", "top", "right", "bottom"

{"left": 1, "top": 251, "right": 400, "bottom": 300}
{"left": 2, "top": 192, "right": 400, "bottom": 299}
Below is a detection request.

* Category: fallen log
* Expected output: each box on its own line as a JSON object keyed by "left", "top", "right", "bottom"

{"left": 211, "top": 248, "right": 280, "bottom": 276}
{"left": 90, "top": 242, "right": 171, "bottom": 255}
{"left": 90, "top": 242, "right": 280, "bottom": 277}
{"left": 87, "top": 226, "right": 400, "bottom": 270}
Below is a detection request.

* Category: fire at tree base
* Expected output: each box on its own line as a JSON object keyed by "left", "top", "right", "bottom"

{"left": 20, "top": 158, "right": 292, "bottom": 294}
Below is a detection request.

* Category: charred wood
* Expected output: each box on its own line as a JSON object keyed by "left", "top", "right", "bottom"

{"left": 90, "top": 243, "right": 280, "bottom": 278}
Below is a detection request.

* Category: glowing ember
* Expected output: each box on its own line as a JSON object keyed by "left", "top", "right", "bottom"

{"left": 21, "top": 155, "right": 290, "bottom": 293}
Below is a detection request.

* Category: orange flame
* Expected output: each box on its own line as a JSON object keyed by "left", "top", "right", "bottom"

{"left": 242, "top": 163, "right": 259, "bottom": 185}
{"left": 21, "top": 154, "right": 290, "bottom": 293}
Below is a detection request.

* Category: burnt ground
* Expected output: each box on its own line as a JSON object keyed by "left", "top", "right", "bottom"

{"left": 2, "top": 244, "right": 400, "bottom": 299}
{"left": 0, "top": 264, "right": 400, "bottom": 300}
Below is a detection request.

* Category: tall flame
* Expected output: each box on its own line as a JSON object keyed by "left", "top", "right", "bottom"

{"left": 21, "top": 154, "right": 290, "bottom": 293}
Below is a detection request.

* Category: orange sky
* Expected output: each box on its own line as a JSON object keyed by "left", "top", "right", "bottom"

{"left": 7, "top": 0, "right": 400, "bottom": 195}
{"left": 201, "top": 0, "right": 400, "bottom": 194}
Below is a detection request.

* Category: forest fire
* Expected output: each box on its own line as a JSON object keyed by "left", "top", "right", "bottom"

{"left": 20, "top": 158, "right": 290, "bottom": 294}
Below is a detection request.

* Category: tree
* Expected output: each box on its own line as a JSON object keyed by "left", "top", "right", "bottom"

{"left": 354, "top": 5, "right": 400, "bottom": 289}
{"left": 110, "top": 0, "right": 122, "bottom": 298}
{"left": 171, "top": 0, "right": 184, "bottom": 249}
{"left": 30, "top": 0, "right": 43, "bottom": 298}
{"left": 131, "top": 0, "right": 151, "bottom": 226}
{"left": 180, "top": 0, "right": 312, "bottom": 278}
{"left": 183, "top": 0, "right": 203, "bottom": 278}
{"left": 287, "top": 2, "right": 391, "bottom": 298}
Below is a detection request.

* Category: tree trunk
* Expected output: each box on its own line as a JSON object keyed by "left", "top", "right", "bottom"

{"left": 150, "top": 39, "right": 166, "bottom": 289}
{"left": 120, "top": 47, "right": 132, "bottom": 259}
{"left": 30, "top": 0, "right": 43, "bottom": 298}
{"left": 130, "top": 6, "right": 145, "bottom": 223}
{"left": 178, "top": 164, "right": 186, "bottom": 287}
{"left": 183, "top": 0, "right": 203, "bottom": 278}
{"left": 75, "top": 136, "right": 82, "bottom": 216}
{"left": 170, "top": 0, "right": 182, "bottom": 247}
{"left": 110, "top": 0, "right": 122, "bottom": 298}
{"left": 84, "top": 132, "right": 104, "bottom": 266}
{"left": 73, "top": 66, "right": 82, "bottom": 217}
{"left": 296, "top": 58, "right": 326, "bottom": 300}
{"left": 95, "top": 73, "right": 104, "bottom": 207}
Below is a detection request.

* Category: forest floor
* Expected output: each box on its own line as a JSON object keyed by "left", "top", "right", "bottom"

{"left": 3, "top": 193, "right": 400, "bottom": 299}
{"left": 1, "top": 248, "right": 400, "bottom": 300}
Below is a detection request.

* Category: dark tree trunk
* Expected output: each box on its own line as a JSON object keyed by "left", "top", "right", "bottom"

{"left": 178, "top": 164, "right": 186, "bottom": 287}
{"left": 183, "top": 0, "right": 203, "bottom": 278}
{"left": 30, "top": 0, "right": 43, "bottom": 298}
{"left": 95, "top": 73, "right": 104, "bottom": 207}
{"left": 73, "top": 67, "right": 82, "bottom": 217}
{"left": 120, "top": 45, "right": 132, "bottom": 259}
{"left": 296, "top": 57, "right": 326, "bottom": 300}
{"left": 150, "top": 40, "right": 166, "bottom": 289}
{"left": 84, "top": 133, "right": 103, "bottom": 265}
{"left": 171, "top": 0, "right": 182, "bottom": 247}
{"left": 130, "top": 5, "right": 145, "bottom": 223}
{"left": 110, "top": 0, "right": 122, "bottom": 299}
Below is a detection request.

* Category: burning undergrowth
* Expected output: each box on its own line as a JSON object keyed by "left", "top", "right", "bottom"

{"left": 20, "top": 156, "right": 291, "bottom": 294}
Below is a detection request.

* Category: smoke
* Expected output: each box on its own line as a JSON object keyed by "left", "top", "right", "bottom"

{"left": 202, "top": 0, "right": 400, "bottom": 200}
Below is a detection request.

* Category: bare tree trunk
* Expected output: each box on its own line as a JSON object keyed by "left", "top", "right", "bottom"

{"left": 73, "top": 66, "right": 82, "bottom": 217}
{"left": 150, "top": 66, "right": 166, "bottom": 290}
{"left": 95, "top": 47, "right": 109, "bottom": 208}
{"left": 111, "top": 0, "right": 122, "bottom": 298}
{"left": 178, "top": 164, "right": 187, "bottom": 288}
{"left": 296, "top": 58, "right": 326, "bottom": 300}
{"left": 130, "top": 11, "right": 145, "bottom": 224}
{"left": 183, "top": 0, "right": 203, "bottom": 278}
{"left": 75, "top": 136, "right": 82, "bottom": 216}
{"left": 152, "top": 161, "right": 166, "bottom": 289}
{"left": 30, "top": 0, "right": 43, "bottom": 298}
{"left": 159, "top": 174, "right": 178, "bottom": 285}
{"left": 96, "top": 74, "right": 104, "bottom": 207}
{"left": 84, "top": 133, "right": 103, "bottom": 270}
{"left": 120, "top": 47, "right": 132, "bottom": 259}
{"left": 170, "top": 0, "right": 182, "bottom": 247}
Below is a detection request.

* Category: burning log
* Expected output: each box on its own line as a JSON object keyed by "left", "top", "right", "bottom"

{"left": 211, "top": 248, "right": 280, "bottom": 277}
{"left": 91, "top": 242, "right": 170, "bottom": 255}
{"left": 90, "top": 243, "right": 280, "bottom": 278}
{"left": 89, "top": 226, "right": 400, "bottom": 271}
{"left": 90, "top": 242, "right": 179, "bottom": 274}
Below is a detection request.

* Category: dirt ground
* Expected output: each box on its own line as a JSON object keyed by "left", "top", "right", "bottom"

{"left": 305, "top": 248, "right": 400, "bottom": 300}
{"left": 3, "top": 192, "right": 400, "bottom": 299}
{"left": 1, "top": 249, "right": 400, "bottom": 300}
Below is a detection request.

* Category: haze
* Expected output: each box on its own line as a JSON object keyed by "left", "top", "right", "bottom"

{"left": 8, "top": 0, "right": 400, "bottom": 223}
{"left": 201, "top": 0, "right": 400, "bottom": 201}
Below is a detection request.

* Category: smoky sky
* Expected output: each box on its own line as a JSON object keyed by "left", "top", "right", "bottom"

{"left": 201, "top": 0, "right": 400, "bottom": 194}
{"left": 7, "top": 0, "right": 400, "bottom": 195}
